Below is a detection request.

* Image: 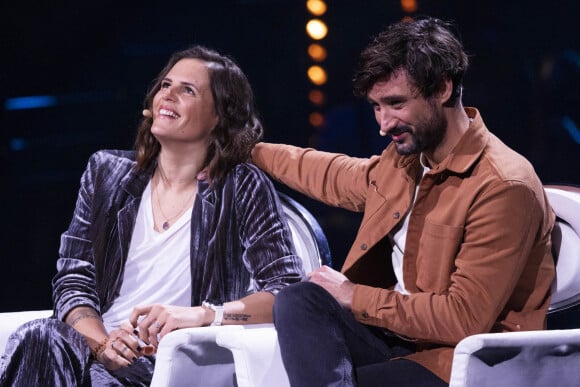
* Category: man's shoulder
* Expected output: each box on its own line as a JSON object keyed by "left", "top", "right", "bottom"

{"left": 466, "top": 136, "right": 547, "bottom": 211}
{"left": 466, "top": 108, "right": 540, "bottom": 187}
{"left": 482, "top": 135, "right": 539, "bottom": 185}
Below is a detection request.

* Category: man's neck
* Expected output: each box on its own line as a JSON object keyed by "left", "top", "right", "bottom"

{"left": 424, "top": 105, "right": 470, "bottom": 166}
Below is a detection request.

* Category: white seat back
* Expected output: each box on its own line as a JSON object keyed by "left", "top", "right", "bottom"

{"left": 544, "top": 185, "right": 580, "bottom": 312}
{"left": 278, "top": 192, "right": 332, "bottom": 273}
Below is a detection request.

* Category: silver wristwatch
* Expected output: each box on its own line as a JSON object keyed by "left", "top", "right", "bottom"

{"left": 202, "top": 301, "right": 224, "bottom": 326}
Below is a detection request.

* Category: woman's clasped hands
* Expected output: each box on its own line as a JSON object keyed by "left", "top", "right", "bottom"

{"left": 98, "top": 304, "right": 212, "bottom": 370}
{"left": 97, "top": 323, "right": 150, "bottom": 370}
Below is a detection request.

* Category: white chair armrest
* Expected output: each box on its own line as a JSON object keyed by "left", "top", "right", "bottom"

{"left": 215, "top": 324, "right": 289, "bottom": 387}
{"left": 450, "top": 329, "right": 580, "bottom": 387}
{"left": 0, "top": 310, "right": 52, "bottom": 354}
{"left": 150, "top": 325, "right": 245, "bottom": 387}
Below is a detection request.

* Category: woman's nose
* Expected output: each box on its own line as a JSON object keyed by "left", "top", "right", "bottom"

{"left": 162, "top": 86, "right": 175, "bottom": 100}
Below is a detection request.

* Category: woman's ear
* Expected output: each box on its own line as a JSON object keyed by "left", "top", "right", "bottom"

{"left": 210, "top": 111, "right": 219, "bottom": 132}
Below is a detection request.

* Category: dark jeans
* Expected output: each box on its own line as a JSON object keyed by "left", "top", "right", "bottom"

{"left": 273, "top": 281, "right": 447, "bottom": 387}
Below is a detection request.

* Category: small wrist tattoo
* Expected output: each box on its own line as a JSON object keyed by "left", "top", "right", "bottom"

{"left": 223, "top": 313, "right": 251, "bottom": 322}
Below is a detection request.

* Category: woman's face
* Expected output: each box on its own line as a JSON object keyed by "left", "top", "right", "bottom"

{"left": 150, "top": 58, "right": 219, "bottom": 146}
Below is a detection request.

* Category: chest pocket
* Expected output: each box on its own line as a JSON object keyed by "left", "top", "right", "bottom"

{"left": 416, "top": 220, "right": 464, "bottom": 293}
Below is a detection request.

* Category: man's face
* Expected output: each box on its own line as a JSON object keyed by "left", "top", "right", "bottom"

{"left": 367, "top": 70, "right": 447, "bottom": 156}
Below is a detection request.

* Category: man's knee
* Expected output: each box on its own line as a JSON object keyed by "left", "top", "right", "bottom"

{"left": 274, "top": 281, "right": 335, "bottom": 322}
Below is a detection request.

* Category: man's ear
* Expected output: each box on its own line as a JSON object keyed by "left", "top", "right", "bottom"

{"left": 438, "top": 78, "right": 454, "bottom": 107}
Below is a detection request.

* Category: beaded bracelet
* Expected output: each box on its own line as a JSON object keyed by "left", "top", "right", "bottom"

{"left": 92, "top": 337, "right": 109, "bottom": 360}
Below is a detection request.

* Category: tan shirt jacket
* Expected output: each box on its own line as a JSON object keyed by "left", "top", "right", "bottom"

{"left": 252, "top": 108, "right": 555, "bottom": 382}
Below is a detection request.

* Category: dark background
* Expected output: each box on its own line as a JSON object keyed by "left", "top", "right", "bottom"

{"left": 1, "top": 0, "right": 578, "bottom": 312}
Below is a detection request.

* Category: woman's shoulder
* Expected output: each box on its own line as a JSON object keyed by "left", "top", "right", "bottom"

{"left": 83, "top": 150, "right": 140, "bottom": 185}
{"left": 229, "top": 162, "right": 272, "bottom": 185}
{"left": 87, "top": 149, "right": 137, "bottom": 169}
{"left": 212, "top": 163, "right": 276, "bottom": 198}
{"left": 231, "top": 161, "right": 264, "bottom": 174}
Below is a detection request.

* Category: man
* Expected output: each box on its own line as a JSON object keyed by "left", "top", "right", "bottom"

{"left": 252, "top": 17, "right": 555, "bottom": 386}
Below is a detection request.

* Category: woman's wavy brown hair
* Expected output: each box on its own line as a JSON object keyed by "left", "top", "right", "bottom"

{"left": 134, "top": 45, "right": 263, "bottom": 184}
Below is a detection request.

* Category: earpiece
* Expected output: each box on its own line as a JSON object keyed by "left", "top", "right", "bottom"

{"left": 142, "top": 109, "right": 152, "bottom": 118}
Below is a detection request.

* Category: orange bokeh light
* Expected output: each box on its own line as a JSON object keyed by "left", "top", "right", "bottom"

{"left": 306, "top": 0, "right": 327, "bottom": 16}
{"left": 309, "top": 112, "right": 324, "bottom": 127}
{"left": 306, "top": 19, "right": 328, "bottom": 40}
{"left": 401, "top": 0, "right": 418, "bottom": 13}
{"left": 308, "top": 89, "right": 326, "bottom": 105}
{"left": 308, "top": 43, "right": 327, "bottom": 62}
{"left": 307, "top": 65, "right": 328, "bottom": 85}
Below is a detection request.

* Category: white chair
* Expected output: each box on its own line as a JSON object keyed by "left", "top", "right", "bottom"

{"left": 449, "top": 184, "right": 580, "bottom": 387}
{"left": 0, "top": 192, "right": 332, "bottom": 386}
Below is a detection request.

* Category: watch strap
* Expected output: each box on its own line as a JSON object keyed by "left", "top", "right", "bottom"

{"left": 202, "top": 301, "right": 224, "bottom": 326}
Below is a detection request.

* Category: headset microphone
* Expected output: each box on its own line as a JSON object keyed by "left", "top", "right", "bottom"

{"left": 142, "top": 109, "right": 152, "bottom": 117}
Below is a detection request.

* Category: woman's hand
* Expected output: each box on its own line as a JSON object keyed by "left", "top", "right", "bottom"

{"left": 64, "top": 306, "right": 153, "bottom": 370}
{"left": 129, "top": 304, "right": 209, "bottom": 347}
{"left": 97, "top": 325, "right": 144, "bottom": 371}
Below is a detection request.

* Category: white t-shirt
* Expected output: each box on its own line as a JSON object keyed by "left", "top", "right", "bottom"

{"left": 102, "top": 181, "right": 192, "bottom": 332}
{"left": 390, "top": 156, "right": 430, "bottom": 295}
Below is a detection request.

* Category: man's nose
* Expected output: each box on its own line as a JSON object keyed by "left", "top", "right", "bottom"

{"left": 378, "top": 112, "right": 397, "bottom": 134}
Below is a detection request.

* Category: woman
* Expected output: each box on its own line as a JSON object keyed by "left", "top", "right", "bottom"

{"left": 0, "top": 45, "right": 304, "bottom": 386}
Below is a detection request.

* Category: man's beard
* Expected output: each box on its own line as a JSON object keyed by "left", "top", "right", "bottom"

{"left": 394, "top": 103, "right": 447, "bottom": 156}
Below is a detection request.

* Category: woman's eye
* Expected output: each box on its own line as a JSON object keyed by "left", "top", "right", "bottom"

{"left": 160, "top": 81, "right": 171, "bottom": 89}
{"left": 184, "top": 87, "right": 195, "bottom": 95}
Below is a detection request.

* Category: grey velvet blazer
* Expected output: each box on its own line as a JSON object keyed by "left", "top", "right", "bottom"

{"left": 52, "top": 150, "right": 304, "bottom": 321}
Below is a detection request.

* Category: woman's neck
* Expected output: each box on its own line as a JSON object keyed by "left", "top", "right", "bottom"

{"left": 155, "top": 149, "right": 206, "bottom": 189}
